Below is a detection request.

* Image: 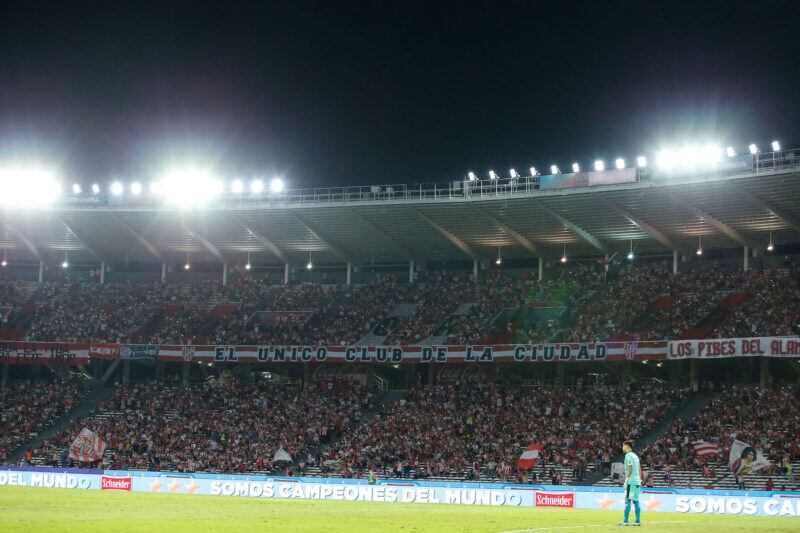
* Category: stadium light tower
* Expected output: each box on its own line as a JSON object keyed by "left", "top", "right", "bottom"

{"left": 529, "top": 167, "right": 539, "bottom": 177}
{"left": 509, "top": 168, "right": 519, "bottom": 178}
{"left": 550, "top": 165, "right": 560, "bottom": 175}
{"left": 636, "top": 156, "right": 647, "bottom": 168}
{"left": 251, "top": 179, "right": 264, "bottom": 193}
{"left": 615, "top": 158, "right": 625, "bottom": 170}
{"left": 594, "top": 160, "right": 605, "bottom": 171}
{"left": 72, "top": 183, "right": 82, "bottom": 194}
{"left": 467, "top": 171, "right": 477, "bottom": 181}
{"left": 111, "top": 181, "right": 124, "bottom": 196}
{"left": 270, "top": 178, "right": 284, "bottom": 193}
{"left": 726, "top": 146, "right": 737, "bottom": 157}
{"left": 231, "top": 179, "right": 244, "bottom": 193}
{"left": 131, "top": 182, "right": 142, "bottom": 195}
{"left": 572, "top": 163, "right": 580, "bottom": 173}
{"left": 657, "top": 149, "right": 675, "bottom": 170}
{"left": 150, "top": 182, "right": 162, "bottom": 195}
{"left": 91, "top": 183, "right": 100, "bottom": 194}
{"left": 489, "top": 170, "right": 498, "bottom": 180}
{"left": 749, "top": 143, "right": 759, "bottom": 155}
{"left": 0, "top": 164, "right": 62, "bottom": 206}
{"left": 771, "top": 140, "right": 781, "bottom": 152}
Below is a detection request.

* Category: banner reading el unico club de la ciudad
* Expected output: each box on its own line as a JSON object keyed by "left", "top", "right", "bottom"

{"left": 0, "top": 337, "right": 798, "bottom": 365}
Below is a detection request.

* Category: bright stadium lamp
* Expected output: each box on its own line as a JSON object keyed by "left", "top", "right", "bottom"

{"left": 749, "top": 143, "right": 759, "bottom": 155}
{"left": 91, "top": 183, "right": 100, "bottom": 194}
{"left": 111, "top": 181, "right": 124, "bottom": 196}
{"left": 270, "top": 178, "right": 284, "bottom": 193}
{"left": 72, "top": 183, "right": 82, "bottom": 194}
{"left": 726, "top": 146, "right": 737, "bottom": 157}
{"left": 701, "top": 145, "right": 722, "bottom": 166}
{"left": 245, "top": 252, "right": 252, "bottom": 270}
{"left": 161, "top": 166, "right": 222, "bottom": 205}
{"left": 467, "top": 171, "right": 477, "bottom": 181}
{"left": 489, "top": 170, "right": 498, "bottom": 180}
{"left": 627, "top": 240, "right": 634, "bottom": 260}
{"left": 767, "top": 230, "right": 774, "bottom": 252}
{"left": 62, "top": 251, "right": 69, "bottom": 269}
{"left": 509, "top": 168, "right": 518, "bottom": 178}
{"left": 771, "top": 140, "right": 781, "bottom": 152}
{"left": 1, "top": 251, "right": 7, "bottom": 267}
{"left": 251, "top": 179, "right": 264, "bottom": 193}
{"left": 529, "top": 167, "right": 539, "bottom": 177}
{"left": 615, "top": 158, "right": 625, "bottom": 170}
{"left": 572, "top": 163, "right": 580, "bottom": 173}
{"left": 696, "top": 236, "right": 703, "bottom": 256}
{"left": 677, "top": 146, "right": 699, "bottom": 168}
{"left": 656, "top": 149, "right": 675, "bottom": 170}
{"left": 594, "top": 160, "right": 605, "bottom": 171}
{"left": 495, "top": 246, "right": 502, "bottom": 266}
{"left": 636, "top": 156, "right": 647, "bottom": 168}
{"left": 550, "top": 165, "right": 560, "bottom": 175}
{"left": 231, "top": 179, "right": 244, "bottom": 193}
{"left": 560, "top": 244, "right": 567, "bottom": 263}
{"left": 0, "top": 164, "right": 62, "bottom": 206}
{"left": 150, "top": 181, "right": 162, "bottom": 195}
{"left": 131, "top": 182, "right": 142, "bottom": 195}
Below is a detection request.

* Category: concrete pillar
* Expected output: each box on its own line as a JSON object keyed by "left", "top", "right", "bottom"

{"left": 182, "top": 362, "right": 190, "bottom": 386}
{"left": 556, "top": 363, "right": 566, "bottom": 386}
{"left": 689, "top": 359, "right": 699, "bottom": 390}
{"left": 409, "top": 261, "right": 414, "bottom": 283}
{"left": 743, "top": 246, "right": 750, "bottom": 272}
{"left": 284, "top": 263, "right": 290, "bottom": 284}
{"left": 222, "top": 263, "right": 228, "bottom": 285}
{"left": 538, "top": 257, "right": 543, "bottom": 281}
{"left": 473, "top": 259, "right": 479, "bottom": 282}
{"left": 346, "top": 262, "right": 352, "bottom": 286}
{"left": 100, "top": 262, "right": 106, "bottom": 284}
{"left": 38, "top": 261, "right": 44, "bottom": 283}
{"left": 155, "top": 360, "right": 165, "bottom": 381}
{"left": 1, "top": 363, "right": 8, "bottom": 387}
{"left": 405, "top": 365, "right": 415, "bottom": 389}
{"left": 759, "top": 357, "right": 769, "bottom": 388}
{"left": 161, "top": 263, "right": 167, "bottom": 282}
{"left": 428, "top": 364, "right": 435, "bottom": 385}
{"left": 122, "top": 360, "right": 130, "bottom": 385}
{"left": 672, "top": 251, "right": 678, "bottom": 275}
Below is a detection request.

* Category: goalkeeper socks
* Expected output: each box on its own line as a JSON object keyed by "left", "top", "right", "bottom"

{"left": 634, "top": 500, "right": 641, "bottom": 523}
{"left": 623, "top": 500, "right": 631, "bottom": 523}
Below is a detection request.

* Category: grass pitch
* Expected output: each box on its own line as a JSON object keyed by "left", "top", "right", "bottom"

{"left": 0, "top": 486, "right": 797, "bottom": 532}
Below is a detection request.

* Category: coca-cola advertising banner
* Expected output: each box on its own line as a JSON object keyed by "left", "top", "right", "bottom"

{"left": 309, "top": 365, "right": 367, "bottom": 386}
{"left": 0, "top": 341, "right": 90, "bottom": 365}
{"left": 667, "top": 337, "right": 800, "bottom": 360}
{"left": 436, "top": 365, "right": 493, "bottom": 384}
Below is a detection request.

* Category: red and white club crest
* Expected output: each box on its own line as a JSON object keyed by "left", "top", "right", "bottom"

{"left": 625, "top": 341, "right": 639, "bottom": 360}
{"left": 182, "top": 346, "right": 195, "bottom": 361}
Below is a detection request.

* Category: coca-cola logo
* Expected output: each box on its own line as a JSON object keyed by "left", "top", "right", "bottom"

{"left": 436, "top": 365, "right": 490, "bottom": 384}
{"left": 535, "top": 491, "right": 574, "bottom": 508}
{"left": 311, "top": 365, "right": 366, "bottom": 383}
{"left": 101, "top": 476, "right": 132, "bottom": 491}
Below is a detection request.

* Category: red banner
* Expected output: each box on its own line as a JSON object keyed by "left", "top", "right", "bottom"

{"left": 0, "top": 341, "right": 90, "bottom": 365}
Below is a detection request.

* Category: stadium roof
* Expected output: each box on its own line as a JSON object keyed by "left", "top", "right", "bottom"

{"left": 1, "top": 162, "right": 800, "bottom": 268}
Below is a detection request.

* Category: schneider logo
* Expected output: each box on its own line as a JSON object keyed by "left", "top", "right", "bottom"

{"left": 101, "top": 476, "right": 132, "bottom": 491}
{"left": 535, "top": 492, "right": 574, "bottom": 508}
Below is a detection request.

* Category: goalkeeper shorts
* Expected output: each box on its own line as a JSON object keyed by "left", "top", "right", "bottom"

{"left": 625, "top": 484, "right": 641, "bottom": 501}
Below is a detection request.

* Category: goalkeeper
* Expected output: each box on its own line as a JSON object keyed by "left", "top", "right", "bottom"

{"left": 620, "top": 440, "right": 642, "bottom": 527}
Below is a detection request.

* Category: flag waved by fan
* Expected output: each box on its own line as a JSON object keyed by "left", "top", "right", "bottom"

{"left": 68, "top": 428, "right": 107, "bottom": 462}
{"left": 691, "top": 440, "right": 721, "bottom": 458}
{"left": 518, "top": 443, "right": 543, "bottom": 469}
{"left": 729, "top": 439, "right": 771, "bottom": 476}
{"left": 273, "top": 448, "right": 292, "bottom": 463}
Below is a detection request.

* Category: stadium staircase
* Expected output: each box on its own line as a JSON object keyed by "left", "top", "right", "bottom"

{"left": 7, "top": 385, "right": 116, "bottom": 464}
{"left": 584, "top": 391, "right": 717, "bottom": 486}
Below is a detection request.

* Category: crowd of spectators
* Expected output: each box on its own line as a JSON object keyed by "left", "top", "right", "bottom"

{"left": 28, "top": 376, "right": 373, "bottom": 473}
{"left": 322, "top": 383, "right": 686, "bottom": 481}
{"left": 643, "top": 385, "right": 800, "bottom": 474}
{"left": 0, "top": 378, "right": 88, "bottom": 462}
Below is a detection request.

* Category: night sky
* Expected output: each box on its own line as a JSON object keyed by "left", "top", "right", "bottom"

{"left": 1, "top": 1, "right": 799, "bottom": 188}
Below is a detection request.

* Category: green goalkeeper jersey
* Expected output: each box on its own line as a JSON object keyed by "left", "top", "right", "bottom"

{"left": 624, "top": 451, "right": 641, "bottom": 485}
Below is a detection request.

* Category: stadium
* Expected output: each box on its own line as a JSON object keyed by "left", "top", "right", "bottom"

{"left": 2, "top": 2, "right": 800, "bottom": 532}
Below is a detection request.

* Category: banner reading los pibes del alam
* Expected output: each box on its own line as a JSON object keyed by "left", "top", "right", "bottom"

{"left": 0, "top": 337, "right": 798, "bottom": 366}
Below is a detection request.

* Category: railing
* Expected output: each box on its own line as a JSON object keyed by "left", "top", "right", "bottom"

{"left": 373, "top": 374, "right": 391, "bottom": 392}
{"left": 60, "top": 149, "right": 800, "bottom": 210}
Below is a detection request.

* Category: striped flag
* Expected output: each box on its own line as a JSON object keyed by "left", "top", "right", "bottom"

{"left": 518, "top": 443, "right": 543, "bottom": 469}
{"left": 69, "top": 428, "right": 107, "bottom": 462}
{"left": 691, "top": 440, "right": 721, "bottom": 458}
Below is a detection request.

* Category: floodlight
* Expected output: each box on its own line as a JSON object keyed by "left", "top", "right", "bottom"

{"left": 0, "top": 165, "right": 62, "bottom": 206}
{"left": 509, "top": 168, "right": 518, "bottom": 178}
{"left": 111, "top": 182, "right": 124, "bottom": 196}
{"left": 150, "top": 182, "right": 162, "bottom": 195}
{"left": 696, "top": 248, "right": 703, "bottom": 256}
{"left": 636, "top": 156, "right": 647, "bottom": 168}
{"left": 91, "top": 183, "right": 100, "bottom": 194}
{"left": 656, "top": 150, "right": 675, "bottom": 170}
{"left": 615, "top": 158, "right": 625, "bottom": 170}
{"left": 62, "top": 260, "right": 69, "bottom": 269}
{"left": 726, "top": 146, "right": 736, "bottom": 157}
{"left": 701, "top": 145, "right": 722, "bottom": 166}
{"left": 771, "top": 140, "right": 781, "bottom": 152}
{"left": 160, "top": 167, "right": 222, "bottom": 205}
{"left": 677, "top": 146, "right": 699, "bottom": 167}
{"left": 251, "top": 179, "right": 264, "bottom": 193}
{"left": 184, "top": 263, "right": 191, "bottom": 270}
{"left": 231, "top": 180, "right": 244, "bottom": 193}
{"left": 131, "top": 182, "right": 142, "bottom": 195}
{"left": 245, "top": 262, "right": 252, "bottom": 270}
{"left": 1, "top": 258, "right": 6, "bottom": 267}
{"left": 529, "top": 167, "right": 539, "bottom": 177}
{"left": 550, "top": 165, "right": 559, "bottom": 175}
{"left": 594, "top": 160, "right": 605, "bottom": 171}
{"left": 560, "top": 255, "right": 567, "bottom": 263}
{"left": 627, "top": 252, "right": 634, "bottom": 260}
{"left": 489, "top": 170, "right": 498, "bottom": 180}
{"left": 467, "top": 172, "right": 477, "bottom": 181}
{"left": 572, "top": 163, "right": 580, "bottom": 173}
{"left": 748, "top": 143, "right": 759, "bottom": 155}
{"left": 306, "top": 261, "right": 313, "bottom": 270}
{"left": 72, "top": 183, "right": 82, "bottom": 194}
{"left": 495, "top": 257, "right": 502, "bottom": 265}
{"left": 270, "top": 178, "right": 284, "bottom": 193}
{"left": 767, "top": 242, "right": 774, "bottom": 252}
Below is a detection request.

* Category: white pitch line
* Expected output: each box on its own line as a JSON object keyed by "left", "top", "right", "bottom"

{"left": 497, "top": 520, "right": 689, "bottom": 533}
